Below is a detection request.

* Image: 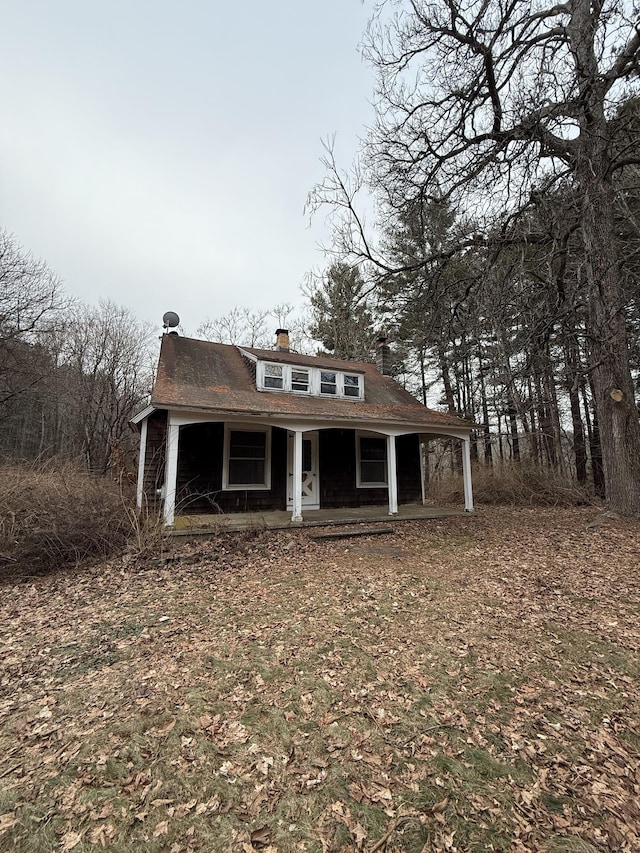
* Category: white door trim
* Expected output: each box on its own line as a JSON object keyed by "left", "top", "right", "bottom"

{"left": 287, "top": 430, "right": 320, "bottom": 511}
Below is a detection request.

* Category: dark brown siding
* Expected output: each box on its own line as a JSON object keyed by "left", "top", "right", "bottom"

{"left": 149, "top": 417, "right": 422, "bottom": 516}
{"left": 142, "top": 410, "right": 167, "bottom": 509}
{"left": 318, "top": 429, "right": 421, "bottom": 508}
{"left": 396, "top": 433, "right": 422, "bottom": 504}
{"left": 175, "top": 423, "right": 287, "bottom": 514}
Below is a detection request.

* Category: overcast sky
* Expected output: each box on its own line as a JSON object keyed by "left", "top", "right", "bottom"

{"left": 1, "top": 1, "right": 375, "bottom": 332}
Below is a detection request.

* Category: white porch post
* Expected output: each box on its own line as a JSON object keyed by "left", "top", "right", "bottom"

{"left": 291, "top": 429, "right": 303, "bottom": 522}
{"left": 462, "top": 436, "right": 474, "bottom": 512}
{"left": 387, "top": 434, "right": 398, "bottom": 516}
{"left": 136, "top": 418, "right": 148, "bottom": 510}
{"left": 163, "top": 417, "right": 180, "bottom": 526}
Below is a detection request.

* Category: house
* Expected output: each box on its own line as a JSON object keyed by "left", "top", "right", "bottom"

{"left": 132, "top": 329, "right": 474, "bottom": 526}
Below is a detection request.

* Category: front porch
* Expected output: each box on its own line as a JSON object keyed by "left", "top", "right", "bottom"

{"left": 170, "top": 502, "right": 469, "bottom": 535}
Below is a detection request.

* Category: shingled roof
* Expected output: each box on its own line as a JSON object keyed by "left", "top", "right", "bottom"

{"left": 149, "top": 335, "right": 471, "bottom": 432}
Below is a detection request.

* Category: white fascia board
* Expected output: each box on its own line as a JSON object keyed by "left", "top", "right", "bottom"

{"left": 237, "top": 347, "right": 258, "bottom": 361}
{"left": 130, "top": 404, "right": 156, "bottom": 426}
{"left": 160, "top": 406, "right": 473, "bottom": 438}
{"left": 267, "top": 417, "right": 472, "bottom": 438}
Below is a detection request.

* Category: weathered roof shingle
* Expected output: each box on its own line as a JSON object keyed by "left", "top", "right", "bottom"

{"left": 150, "top": 335, "right": 471, "bottom": 432}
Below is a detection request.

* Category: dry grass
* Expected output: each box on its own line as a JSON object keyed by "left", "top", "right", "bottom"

{"left": 1, "top": 507, "right": 639, "bottom": 852}
{"left": 0, "top": 461, "right": 141, "bottom": 577}
{"left": 430, "top": 464, "right": 594, "bottom": 508}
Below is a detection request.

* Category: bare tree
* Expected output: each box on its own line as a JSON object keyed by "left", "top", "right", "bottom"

{"left": 197, "top": 307, "right": 269, "bottom": 347}
{"left": 310, "top": 0, "right": 640, "bottom": 515}
{"left": 197, "top": 303, "right": 313, "bottom": 353}
{"left": 0, "top": 230, "right": 66, "bottom": 412}
{"left": 58, "top": 301, "right": 154, "bottom": 473}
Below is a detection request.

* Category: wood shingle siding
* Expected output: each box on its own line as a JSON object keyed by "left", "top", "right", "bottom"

{"left": 175, "top": 423, "right": 287, "bottom": 514}
{"left": 142, "top": 409, "right": 167, "bottom": 510}
{"left": 318, "top": 429, "right": 421, "bottom": 509}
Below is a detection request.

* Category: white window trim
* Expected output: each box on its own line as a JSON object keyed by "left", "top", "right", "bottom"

{"left": 291, "top": 367, "right": 311, "bottom": 393}
{"left": 356, "top": 431, "right": 388, "bottom": 488}
{"left": 222, "top": 424, "right": 272, "bottom": 490}
{"left": 263, "top": 363, "right": 284, "bottom": 390}
{"left": 343, "top": 373, "right": 362, "bottom": 398}
{"left": 256, "top": 361, "right": 364, "bottom": 399}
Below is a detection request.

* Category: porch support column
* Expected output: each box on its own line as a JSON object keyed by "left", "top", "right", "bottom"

{"left": 462, "top": 436, "right": 474, "bottom": 512}
{"left": 136, "top": 417, "right": 148, "bottom": 510}
{"left": 291, "top": 429, "right": 303, "bottom": 523}
{"left": 163, "top": 417, "right": 180, "bottom": 526}
{"left": 387, "top": 434, "right": 398, "bottom": 516}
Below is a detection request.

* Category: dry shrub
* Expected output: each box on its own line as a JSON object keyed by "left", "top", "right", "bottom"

{"left": 0, "top": 459, "right": 135, "bottom": 577}
{"left": 430, "top": 463, "right": 595, "bottom": 508}
{"left": 124, "top": 500, "right": 167, "bottom": 561}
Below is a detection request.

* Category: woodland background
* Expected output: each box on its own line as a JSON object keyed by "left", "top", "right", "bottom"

{"left": 1, "top": 5, "right": 639, "bottom": 849}
{"left": 1, "top": 0, "right": 640, "bottom": 512}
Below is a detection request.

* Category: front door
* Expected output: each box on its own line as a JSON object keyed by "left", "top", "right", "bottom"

{"left": 287, "top": 431, "right": 319, "bottom": 510}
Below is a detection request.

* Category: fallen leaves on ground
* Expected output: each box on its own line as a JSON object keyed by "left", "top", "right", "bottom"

{"left": 1, "top": 507, "right": 639, "bottom": 851}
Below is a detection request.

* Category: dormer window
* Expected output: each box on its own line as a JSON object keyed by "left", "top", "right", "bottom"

{"left": 320, "top": 371, "right": 337, "bottom": 395}
{"left": 264, "top": 363, "right": 284, "bottom": 389}
{"left": 253, "top": 359, "right": 364, "bottom": 399}
{"left": 291, "top": 368, "right": 309, "bottom": 392}
{"left": 344, "top": 374, "right": 361, "bottom": 397}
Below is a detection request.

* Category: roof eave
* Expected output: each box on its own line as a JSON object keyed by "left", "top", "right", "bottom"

{"left": 130, "top": 403, "right": 156, "bottom": 426}
{"left": 149, "top": 400, "right": 474, "bottom": 433}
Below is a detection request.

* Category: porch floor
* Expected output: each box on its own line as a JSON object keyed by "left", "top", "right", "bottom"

{"left": 171, "top": 503, "right": 468, "bottom": 535}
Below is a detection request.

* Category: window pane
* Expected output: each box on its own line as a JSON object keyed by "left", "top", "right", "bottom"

{"left": 321, "top": 371, "right": 337, "bottom": 394}
{"left": 344, "top": 374, "right": 360, "bottom": 396}
{"left": 292, "top": 369, "right": 309, "bottom": 392}
{"left": 361, "top": 460, "right": 387, "bottom": 484}
{"left": 228, "top": 459, "right": 265, "bottom": 485}
{"left": 229, "top": 431, "right": 266, "bottom": 459}
{"left": 360, "top": 437, "right": 386, "bottom": 461}
{"left": 302, "top": 438, "right": 312, "bottom": 471}
{"left": 227, "top": 430, "right": 267, "bottom": 485}
{"left": 264, "top": 364, "right": 283, "bottom": 389}
{"left": 359, "top": 436, "right": 387, "bottom": 484}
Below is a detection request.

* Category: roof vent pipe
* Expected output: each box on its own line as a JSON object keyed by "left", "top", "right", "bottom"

{"left": 376, "top": 335, "right": 392, "bottom": 375}
{"left": 275, "top": 328, "right": 290, "bottom": 352}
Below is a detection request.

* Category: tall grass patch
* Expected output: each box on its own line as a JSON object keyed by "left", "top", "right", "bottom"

{"left": 431, "top": 463, "right": 594, "bottom": 507}
{"left": 0, "top": 459, "right": 133, "bottom": 575}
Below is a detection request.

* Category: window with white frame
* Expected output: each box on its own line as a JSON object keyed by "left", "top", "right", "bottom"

{"left": 223, "top": 426, "right": 271, "bottom": 489}
{"left": 263, "top": 363, "right": 284, "bottom": 389}
{"left": 255, "top": 360, "right": 364, "bottom": 399}
{"left": 291, "top": 368, "right": 309, "bottom": 392}
{"left": 356, "top": 433, "right": 387, "bottom": 487}
{"left": 343, "top": 374, "right": 361, "bottom": 397}
{"left": 320, "top": 370, "right": 337, "bottom": 395}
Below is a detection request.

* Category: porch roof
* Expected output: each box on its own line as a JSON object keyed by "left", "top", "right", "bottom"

{"left": 150, "top": 335, "right": 473, "bottom": 433}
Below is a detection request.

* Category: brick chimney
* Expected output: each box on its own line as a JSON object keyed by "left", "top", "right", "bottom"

{"left": 376, "top": 335, "right": 392, "bottom": 375}
{"left": 275, "top": 328, "right": 290, "bottom": 352}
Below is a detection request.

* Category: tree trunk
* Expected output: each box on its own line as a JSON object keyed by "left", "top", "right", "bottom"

{"left": 438, "top": 344, "right": 462, "bottom": 472}
{"left": 477, "top": 346, "right": 493, "bottom": 468}
{"left": 571, "top": 0, "right": 640, "bottom": 514}
{"left": 565, "top": 334, "right": 588, "bottom": 484}
{"left": 581, "top": 184, "right": 640, "bottom": 513}
{"left": 508, "top": 400, "right": 520, "bottom": 462}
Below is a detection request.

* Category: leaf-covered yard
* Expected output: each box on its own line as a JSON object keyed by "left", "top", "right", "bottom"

{"left": 1, "top": 507, "right": 639, "bottom": 852}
